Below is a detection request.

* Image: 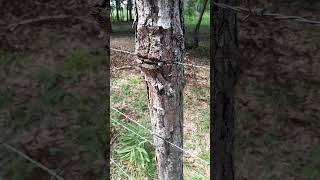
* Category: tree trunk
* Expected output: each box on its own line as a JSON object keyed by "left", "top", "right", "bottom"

{"left": 105, "top": 0, "right": 111, "bottom": 177}
{"left": 193, "top": 0, "right": 208, "bottom": 47}
{"left": 211, "top": 0, "right": 240, "bottom": 180}
{"left": 128, "top": 0, "right": 133, "bottom": 21}
{"left": 116, "top": 0, "right": 120, "bottom": 21}
{"left": 127, "top": 5, "right": 129, "bottom": 22}
{"left": 107, "top": 0, "right": 112, "bottom": 33}
{"left": 135, "top": 0, "right": 185, "bottom": 179}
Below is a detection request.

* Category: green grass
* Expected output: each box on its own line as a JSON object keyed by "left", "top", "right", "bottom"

{"left": 111, "top": 72, "right": 210, "bottom": 179}
{"left": 111, "top": 74, "right": 156, "bottom": 179}
{"left": 112, "top": 118, "right": 156, "bottom": 178}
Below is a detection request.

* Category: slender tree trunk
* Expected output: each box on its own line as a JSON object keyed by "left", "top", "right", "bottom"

{"left": 116, "top": 0, "right": 120, "bottom": 21}
{"left": 211, "top": 0, "right": 240, "bottom": 180}
{"left": 135, "top": 0, "right": 185, "bottom": 179}
{"left": 128, "top": 0, "right": 133, "bottom": 21}
{"left": 127, "top": 5, "right": 129, "bottom": 22}
{"left": 193, "top": 0, "right": 208, "bottom": 47}
{"left": 105, "top": 0, "right": 111, "bottom": 177}
{"left": 107, "top": 0, "right": 112, "bottom": 32}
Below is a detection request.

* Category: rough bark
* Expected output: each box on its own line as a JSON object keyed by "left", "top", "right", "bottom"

{"left": 135, "top": 0, "right": 185, "bottom": 179}
{"left": 105, "top": 0, "right": 111, "bottom": 178}
{"left": 193, "top": 0, "right": 208, "bottom": 47}
{"left": 211, "top": 0, "right": 240, "bottom": 180}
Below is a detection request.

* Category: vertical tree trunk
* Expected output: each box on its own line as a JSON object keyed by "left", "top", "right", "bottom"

{"left": 211, "top": 0, "right": 240, "bottom": 180}
{"left": 127, "top": 5, "right": 129, "bottom": 22}
{"left": 116, "top": 0, "right": 120, "bottom": 21}
{"left": 107, "top": 0, "right": 112, "bottom": 33}
{"left": 135, "top": 0, "right": 185, "bottom": 179}
{"left": 193, "top": 0, "right": 208, "bottom": 47}
{"left": 105, "top": 0, "right": 111, "bottom": 178}
{"left": 128, "top": 0, "right": 133, "bottom": 21}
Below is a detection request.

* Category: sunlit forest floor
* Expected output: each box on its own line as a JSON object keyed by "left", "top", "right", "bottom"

{"left": 0, "top": 0, "right": 319, "bottom": 179}
{"left": 110, "top": 1, "right": 320, "bottom": 180}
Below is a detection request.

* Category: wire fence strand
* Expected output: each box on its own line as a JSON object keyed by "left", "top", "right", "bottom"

{"left": 111, "top": 107, "right": 210, "bottom": 166}
{"left": 112, "top": 118, "right": 153, "bottom": 145}
{"left": 110, "top": 48, "right": 210, "bottom": 70}
{"left": 212, "top": 2, "right": 320, "bottom": 26}
{"left": 110, "top": 158, "right": 133, "bottom": 180}
{"left": 0, "top": 142, "right": 64, "bottom": 180}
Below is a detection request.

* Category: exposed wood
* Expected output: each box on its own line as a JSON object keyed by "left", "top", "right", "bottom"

{"left": 135, "top": 0, "right": 185, "bottom": 179}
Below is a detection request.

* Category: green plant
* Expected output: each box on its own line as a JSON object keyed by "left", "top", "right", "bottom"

{"left": 112, "top": 119, "right": 156, "bottom": 178}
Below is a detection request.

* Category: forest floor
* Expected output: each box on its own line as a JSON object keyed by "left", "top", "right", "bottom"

{"left": 0, "top": 22, "right": 107, "bottom": 180}
{"left": 110, "top": 1, "right": 320, "bottom": 179}
{"left": 0, "top": 0, "right": 319, "bottom": 180}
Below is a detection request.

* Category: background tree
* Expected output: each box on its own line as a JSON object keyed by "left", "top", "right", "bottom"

{"left": 211, "top": 0, "right": 240, "bottom": 180}
{"left": 115, "top": 0, "right": 121, "bottom": 21}
{"left": 107, "top": 0, "right": 113, "bottom": 32}
{"left": 127, "top": 0, "right": 133, "bottom": 22}
{"left": 193, "top": 0, "right": 209, "bottom": 47}
{"left": 135, "top": 0, "right": 185, "bottom": 179}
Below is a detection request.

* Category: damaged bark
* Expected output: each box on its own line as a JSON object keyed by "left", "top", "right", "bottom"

{"left": 135, "top": 0, "right": 185, "bottom": 179}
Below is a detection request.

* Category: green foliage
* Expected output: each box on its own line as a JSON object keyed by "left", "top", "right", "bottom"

{"left": 191, "top": 175, "right": 207, "bottom": 180}
{"left": 133, "top": 93, "right": 148, "bottom": 114}
{"left": 185, "top": 0, "right": 198, "bottom": 17}
{"left": 112, "top": 118, "right": 156, "bottom": 178}
{"left": 199, "top": 151, "right": 210, "bottom": 161}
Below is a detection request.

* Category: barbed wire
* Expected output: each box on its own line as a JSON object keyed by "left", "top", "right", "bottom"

{"left": 111, "top": 107, "right": 210, "bottom": 166}
{"left": 110, "top": 48, "right": 210, "bottom": 70}
{"left": 0, "top": 142, "right": 64, "bottom": 180}
{"left": 111, "top": 118, "right": 210, "bottom": 179}
{"left": 212, "top": 2, "right": 320, "bottom": 26}
{"left": 110, "top": 158, "right": 133, "bottom": 180}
